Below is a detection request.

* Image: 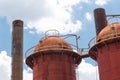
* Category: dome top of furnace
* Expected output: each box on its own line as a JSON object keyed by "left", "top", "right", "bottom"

{"left": 97, "top": 22, "right": 120, "bottom": 42}
{"left": 34, "top": 36, "right": 72, "bottom": 53}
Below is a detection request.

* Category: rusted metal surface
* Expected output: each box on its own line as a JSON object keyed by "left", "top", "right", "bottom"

{"left": 89, "top": 22, "right": 120, "bottom": 80}
{"left": 97, "top": 43, "right": 120, "bottom": 80}
{"left": 12, "top": 20, "right": 23, "bottom": 80}
{"left": 26, "top": 36, "right": 81, "bottom": 80}
{"left": 25, "top": 30, "right": 83, "bottom": 58}
{"left": 88, "top": 23, "right": 120, "bottom": 48}
{"left": 97, "top": 23, "right": 120, "bottom": 42}
{"left": 32, "top": 53, "right": 76, "bottom": 80}
{"left": 80, "top": 54, "right": 89, "bottom": 58}
{"left": 94, "top": 8, "right": 107, "bottom": 35}
{"left": 89, "top": 32, "right": 120, "bottom": 60}
{"left": 34, "top": 36, "right": 72, "bottom": 52}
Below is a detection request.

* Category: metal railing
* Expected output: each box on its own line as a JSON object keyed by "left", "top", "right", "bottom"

{"left": 25, "top": 30, "right": 83, "bottom": 58}
{"left": 25, "top": 44, "right": 78, "bottom": 58}
{"left": 88, "top": 30, "right": 120, "bottom": 49}
{"left": 88, "top": 37, "right": 96, "bottom": 48}
{"left": 25, "top": 43, "right": 90, "bottom": 58}
{"left": 78, "top": 48, "right": 89, "bottom": 54}
{"left": 45, "top": 29, "right": 59, "bottom": 37}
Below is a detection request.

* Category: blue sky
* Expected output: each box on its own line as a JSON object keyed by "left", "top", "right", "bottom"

{"left": 0, "top": 0, "right": 120, "bottom": 80}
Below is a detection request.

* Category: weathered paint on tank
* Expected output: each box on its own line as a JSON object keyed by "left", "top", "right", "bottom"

{"left": 26, "top": 36, "right": 81, "bottom": 80}
{"left": 97, "top": 42, "right": 120, "bottom": 80}
{"left": 89, "top": 22, "right": 120, "bottom": 80}
{"left": 33, "top": 53, "right": 76, "bottom": 80}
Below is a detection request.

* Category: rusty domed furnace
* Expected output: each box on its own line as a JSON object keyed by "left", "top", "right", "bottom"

{"left": 34, "top": 36, "right": 72, "bottom": 53}
{"left": 26, "top": 36, "right": 82, "bottom": 69}
{"left": 25, "top": 35, "right": 82, "bottom": 80}
{"left": 89, "top": 22, "right": 120, "bottom": 80}
{"left": 88, "top": 8, "right": 120, "bottom": 80}
{"left": 89, "top": 23, "right": 120, "bottom": 60}
{"left": 97, "top": 22, "right": 120, "bottom": 42}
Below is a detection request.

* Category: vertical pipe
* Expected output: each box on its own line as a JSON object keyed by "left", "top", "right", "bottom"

{"left": 12, "top": 20, "right": 23, "bottom": 80}
{"left": 94, "top": 8, "right": 107, "bottom": 35}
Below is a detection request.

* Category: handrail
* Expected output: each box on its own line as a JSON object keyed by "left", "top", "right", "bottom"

{"left": 88, "top": 30, "right": 120, "bottom": 49}
{"left": 88, "top": 37, "right": 96, "bottom": 48}
{"left": 25, "top": 44, "right": 90, "bottom": 58}
{"left": 25, "top": 44, "right": 78, "bottom": 58}
{"left": 45, "top": 29, "right": 59, "bottom": 37}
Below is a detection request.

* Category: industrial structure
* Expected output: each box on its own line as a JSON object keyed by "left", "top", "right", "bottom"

{"left": 11, "top": 8, "right": 120, "bottom": 80}
{"left": 89, "top": 8, "right": 120, "bottom": 80}
{"left": 25, "top": 30, "right": 89, "bottom": 80}
{"left": 11, "top": 20, "right": 23, "bottom": 80}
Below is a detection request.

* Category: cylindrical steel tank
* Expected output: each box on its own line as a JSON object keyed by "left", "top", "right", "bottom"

{"left": 26, "top": 36, "right": 81, "bottom": 80}
{"left": 12, "top": 20, "right": 23, "bottom": 80}
{"left": 89, "top": 23, "right": 120, "bottom": 80}
{"left": 94, "top": 8, "right": 107, "bottom": 35}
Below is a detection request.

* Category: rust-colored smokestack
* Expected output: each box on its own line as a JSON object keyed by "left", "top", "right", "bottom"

{"left": 26, "top": 36, "right": 81, "bottom": 80}
{"left": 12, "top": 20, "right": 23, "bottom": 80}
{"left": 94, "top": 8, "right": 107, "bottom": 35}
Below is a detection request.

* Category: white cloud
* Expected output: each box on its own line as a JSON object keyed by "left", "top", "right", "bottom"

{"left": 0, "top": 0, "right": 83, "bottom": 34}
{"left": 29, "top": 31, "right": 35, "bottom": 34}
{"left": 0, "top": 51, "right": 32, "bottom": 80}
{"left": 95, "top": 0, "right": 111, "bottom": 6}
{"left": 0, "top": 51, "right": 11, "bottom": 80}
{"left": 23, "top": 70, "right": 32, "bottom": 80}
{"left": 76, "top": 60, "right": 99, "bottom": 80}
{"left": 80, "top": 0, "right": 91, "bottom": 4}
{"left": 57, "top": 0, "right": 80, "bottom": 12}
{"left": 85, "top": 12, "right": 92, "bottom": 21}
{"left": 0, "top": 51, "right": 99, "bottom": 80}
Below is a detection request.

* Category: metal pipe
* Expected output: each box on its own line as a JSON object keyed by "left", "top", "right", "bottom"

{"left": 106, "top": 14, "right": 120, "bottom": 17}
{"left": 81, "top": 54, "right": 89, "bottom": 58}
